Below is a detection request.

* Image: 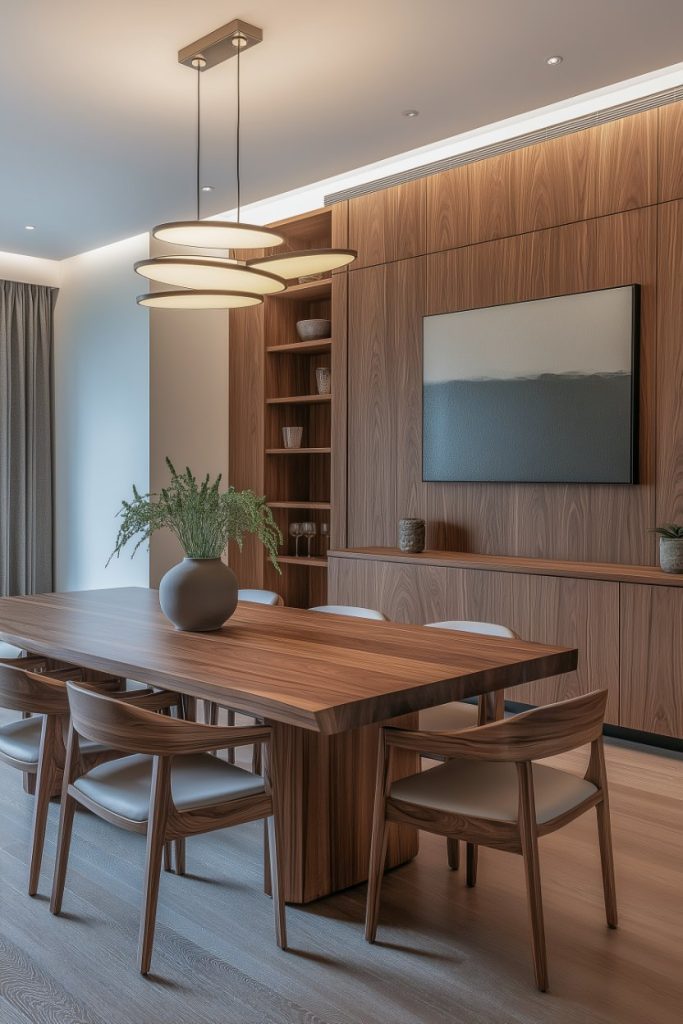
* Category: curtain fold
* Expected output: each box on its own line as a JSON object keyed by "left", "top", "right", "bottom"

{"left": 0, "top": 279, "right": 56, "bottom": 596}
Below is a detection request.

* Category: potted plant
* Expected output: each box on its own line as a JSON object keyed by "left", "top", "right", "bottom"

{"left": 109, "top": 458, "right": 281, "bottom": 631}
{"left": 653, "top": 523, "right": 683, "bottom": 574}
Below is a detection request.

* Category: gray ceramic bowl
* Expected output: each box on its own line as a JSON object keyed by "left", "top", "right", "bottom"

{"left": 296, "top": 318, "right": 331, "bottom": 342}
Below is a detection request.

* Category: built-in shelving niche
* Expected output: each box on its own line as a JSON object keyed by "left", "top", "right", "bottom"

{"left": 261, "top": 209, "right": 335, "bottom": 608}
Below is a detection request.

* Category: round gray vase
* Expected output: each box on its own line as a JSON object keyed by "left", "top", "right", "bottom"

{"left": 659, "top": 537, "right": 683, "bottom": 574}
{"left": 159, "top": 558, "right": 238, "bottom": 631}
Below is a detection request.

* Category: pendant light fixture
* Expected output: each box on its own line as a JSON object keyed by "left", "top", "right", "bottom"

{"left": 136, "top": 19, "right": 357, "bottom": 310}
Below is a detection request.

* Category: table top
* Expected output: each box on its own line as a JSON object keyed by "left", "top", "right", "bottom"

{"left": 0, "top": 588, "right": 577, "bottom": 733}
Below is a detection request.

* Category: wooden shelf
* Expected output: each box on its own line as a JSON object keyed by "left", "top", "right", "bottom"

{"left": 266, "top": 394, "right": 332, "bottom": 405}
{"left": 329, "top": 547, "right": 683, "bottom": 588}
{"left": 266, "top": 338, "right": 332, "bottom": 355}
{"left": 268, "top": 501, "right": 332, "bottom": 510}
{"left": 265, "top": 447, "right": 331, "bottom": 455}
{"left": 275, "top": 279, "right": 332, "bottom": 301}
{"left": 279, "top": 555, "right": 328, "bottom": 568}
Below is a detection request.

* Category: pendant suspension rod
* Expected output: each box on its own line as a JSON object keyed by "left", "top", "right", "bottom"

{"left": 196, "top": 59, "right": 201, "bottom": 220}
{"left": 236, "top": 34, "right": 242, "bottom": 222}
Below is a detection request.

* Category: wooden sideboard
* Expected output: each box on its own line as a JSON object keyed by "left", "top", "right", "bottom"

{"left": 328, "top": 547, "right": 683, "bottom": 740}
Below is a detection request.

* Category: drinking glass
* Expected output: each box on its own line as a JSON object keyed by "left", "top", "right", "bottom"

{"left": 301, "top": 521, "right": 317, "bottom": 557}
{"left": 289, "top": 522, "right": 304, "bottom": 557}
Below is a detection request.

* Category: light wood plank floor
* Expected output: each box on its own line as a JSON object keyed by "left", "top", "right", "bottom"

{"left": 0, "top": 716, "right": 680, "bottom": 1024}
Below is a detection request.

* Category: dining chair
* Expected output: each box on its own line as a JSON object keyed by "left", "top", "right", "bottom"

{"left": 0, "top": 664, "right": 180, "bottom": 896}
{"left": 365, "top": 689, "right": 616, "bottom": 991}
{"left": 203, "top": 588, "right": 285, "bottom": 735}
{"left": 51, "top": 682, "right": 287, "bottom": 975}
{"left": 237, "top": 589, "right": 284, "bottom": 606}
{"left": 309, "top": 605, "right": 387, "bottom": 620}
{"left": 420, "top": 619, "right": 518, "bottom": 877}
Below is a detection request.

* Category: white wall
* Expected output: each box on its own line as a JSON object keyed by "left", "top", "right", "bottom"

{"left": 148, "top": 237, "right": 230, "bottom": 587}
{"left": 53, "top": 234, "right": 150, "bottom": 590}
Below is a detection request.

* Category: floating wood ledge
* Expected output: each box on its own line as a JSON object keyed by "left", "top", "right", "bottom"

{"left": 328, "top": 547, "right": 683, "bottom": 588}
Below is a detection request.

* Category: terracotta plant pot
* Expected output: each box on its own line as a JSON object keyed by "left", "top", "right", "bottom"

{"left": 659, "top": 537, "right": 683, "bottom": 573}
{"left": 159, "top": 558, "right": 238, "bottom": 631}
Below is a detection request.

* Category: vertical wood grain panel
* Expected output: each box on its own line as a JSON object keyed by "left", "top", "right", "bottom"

{"left": 658, "top": 100, "right": 683, "bottom": 201}
{"left": 425, "top": 110, "right": 657, "bottom": 254}
{"left": 620, "top": 583, "right": 683, "bottom": 737}
{"left": 656, "top": 200, "right": 683, "bottom": 523}
{"left": 349, "top": 179, "right": 425, "bottom": 269}
{"left": 589, "top": 110, "right": 657, "bottom": 215}
{"left": 425, "top": 162, "right": 470, "bottom": 252}
{"left": 347, "top": 265, "right": 397, "bottom": 544}
{"left": 505, "top": 575, "right": 619, "bottom": 719}
{"left": 331, "top": 269, "right": 348, "bottom": 551}
{"left": 229, "top": 303, "right": 265, "bottom": 586}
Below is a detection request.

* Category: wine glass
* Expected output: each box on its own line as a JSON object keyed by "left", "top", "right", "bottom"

{"left": 301, "top": 521, "right": 317, "bottom": 558}
{"left": 289, "top": 522, "right": 304, "bottom": 557}
{"left": 320, "top": 522, "right": 330, "bottom": 553}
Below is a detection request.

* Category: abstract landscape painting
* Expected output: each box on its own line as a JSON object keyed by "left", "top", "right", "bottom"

{"left": 423, "top": 286, "right": 637, "bottom": 483}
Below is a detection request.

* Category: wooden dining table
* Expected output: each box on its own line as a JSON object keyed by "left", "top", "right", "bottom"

{"left": 0, "top": 587, "right": 577, "bottom": 903}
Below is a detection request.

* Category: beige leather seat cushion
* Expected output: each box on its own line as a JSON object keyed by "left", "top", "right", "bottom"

{"left": 390, "top": 759, "right": 597, "bottom": 825}
{"left": 419, "top": 701, "right": 479, "bottom": 733}
{"left": 0, "top": 716, "right": 108, "bottom": 766}
{"left": 74, "top": 753, "right": 265, "bottom": 822}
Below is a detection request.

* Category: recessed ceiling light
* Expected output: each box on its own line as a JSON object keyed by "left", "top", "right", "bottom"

{"left": 201, "top": 185, "right": 214, "bottom": 192}
{"left": 25, "top": 224, "right": 35, "bottom": 230}
{"left": 402, "top": 109, "right": 419, "bottom": 118}
{"left": 545, "top": 55, "right": 563, "bottom": 66}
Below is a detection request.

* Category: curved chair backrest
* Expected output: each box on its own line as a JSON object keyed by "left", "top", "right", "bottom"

{"left": 400, "top": 690, "right": 608, "bottom": 763}
{"left": 66, "top": 682, "right": 244, "bottom": 757}
{"left": 0, "top": 664, "right": 69, "bottom": 715}
{"left": 238, "top": 589, "right": 284, "bottom": 606}
{"left": 426, "top": 619, "right": 517, "bottom": 639}
{"left": 309, "top": 605, "right": 387, "bottom": 621}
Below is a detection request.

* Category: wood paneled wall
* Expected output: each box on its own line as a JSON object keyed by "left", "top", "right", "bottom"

{"left": 343, "top": 104, "right": 683, "bottom": 565}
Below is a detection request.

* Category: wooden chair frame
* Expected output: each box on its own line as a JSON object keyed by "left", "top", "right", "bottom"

{"left": 0, "top": 665, "right": 178, "bottom": 897}
{"left": 365, "top": 690, "right": 617, "bottom": 992}
{"left": 51, "top": 683, "right": 287, "bottom": 975}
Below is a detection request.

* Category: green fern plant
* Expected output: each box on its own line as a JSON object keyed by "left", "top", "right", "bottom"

{"left": 108, "top": 458, "right": 281, "bottom": 570}
{"left": 652, "top": 523, "right": 683, "bottom": 540}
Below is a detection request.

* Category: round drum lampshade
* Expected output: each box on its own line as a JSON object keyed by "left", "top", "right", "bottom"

{"left": 134, "top": 255, "right": 286, "bottom": 294}
{"left": 137, "top": 290, "right": 263, "bottom": 309}
{"left": 152, "top": 219, "right": 285, "bottom": 250}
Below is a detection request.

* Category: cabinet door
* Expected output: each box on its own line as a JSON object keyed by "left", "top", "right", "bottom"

{"left": 505, "top": 574, "right": 619, "bottom": 723}
{"left": 620, "top": 583, "right": 683, "bottom": 738}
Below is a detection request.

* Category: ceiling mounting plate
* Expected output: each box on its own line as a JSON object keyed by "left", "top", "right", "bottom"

{"left": 178, "top": 19, "right": 262, "bottom": 71}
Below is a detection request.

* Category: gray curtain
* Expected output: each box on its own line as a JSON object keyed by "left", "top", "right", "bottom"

{"left": 0, "top": 280, "right": 56, "bottom": 596}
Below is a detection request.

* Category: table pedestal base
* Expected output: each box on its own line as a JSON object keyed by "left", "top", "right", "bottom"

{"left": 267, "top": 718, "right": 419, "bottom": 904}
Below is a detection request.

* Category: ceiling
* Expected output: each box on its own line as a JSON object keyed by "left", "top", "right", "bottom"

{"left": 3, "top": 0, "right": 683, "bottom": 259}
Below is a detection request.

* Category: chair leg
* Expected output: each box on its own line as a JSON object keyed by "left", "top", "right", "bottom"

{"left": 596, "top": 798, "right": 618, "bottom": 928}
{"left": 518, "top": 765, "right": 549, "bottom": 992}
{"left": 466, "top": 842, "right": 478, "bottom": 887}
{"left": 263, "top": 819, "right": 271, "bottom": 894}
{"left": 226, "top": 708, "right": 235, "bottom": 764}
{"left": 446, "top": 837, "right": 460, "bottom": 870}
{"left": 163, "top": 843, "right": 173, "bottom": 873}
{"left": 138, "top": 757, "right": 171, "bottom": 976}
{"left": 364, "top": 813, "right": 389, "bottom": 943}
{"left": 174, "top": 838, "right": 186, "bottom": 877}
{"left": 50, "top": 791, "right": 76, "bottom": 915}
{"left": 266, "top": 815, "right": 287, "bottom": 950}
{"left": 28, "top": 761, "right": 54, "bottom": 897}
